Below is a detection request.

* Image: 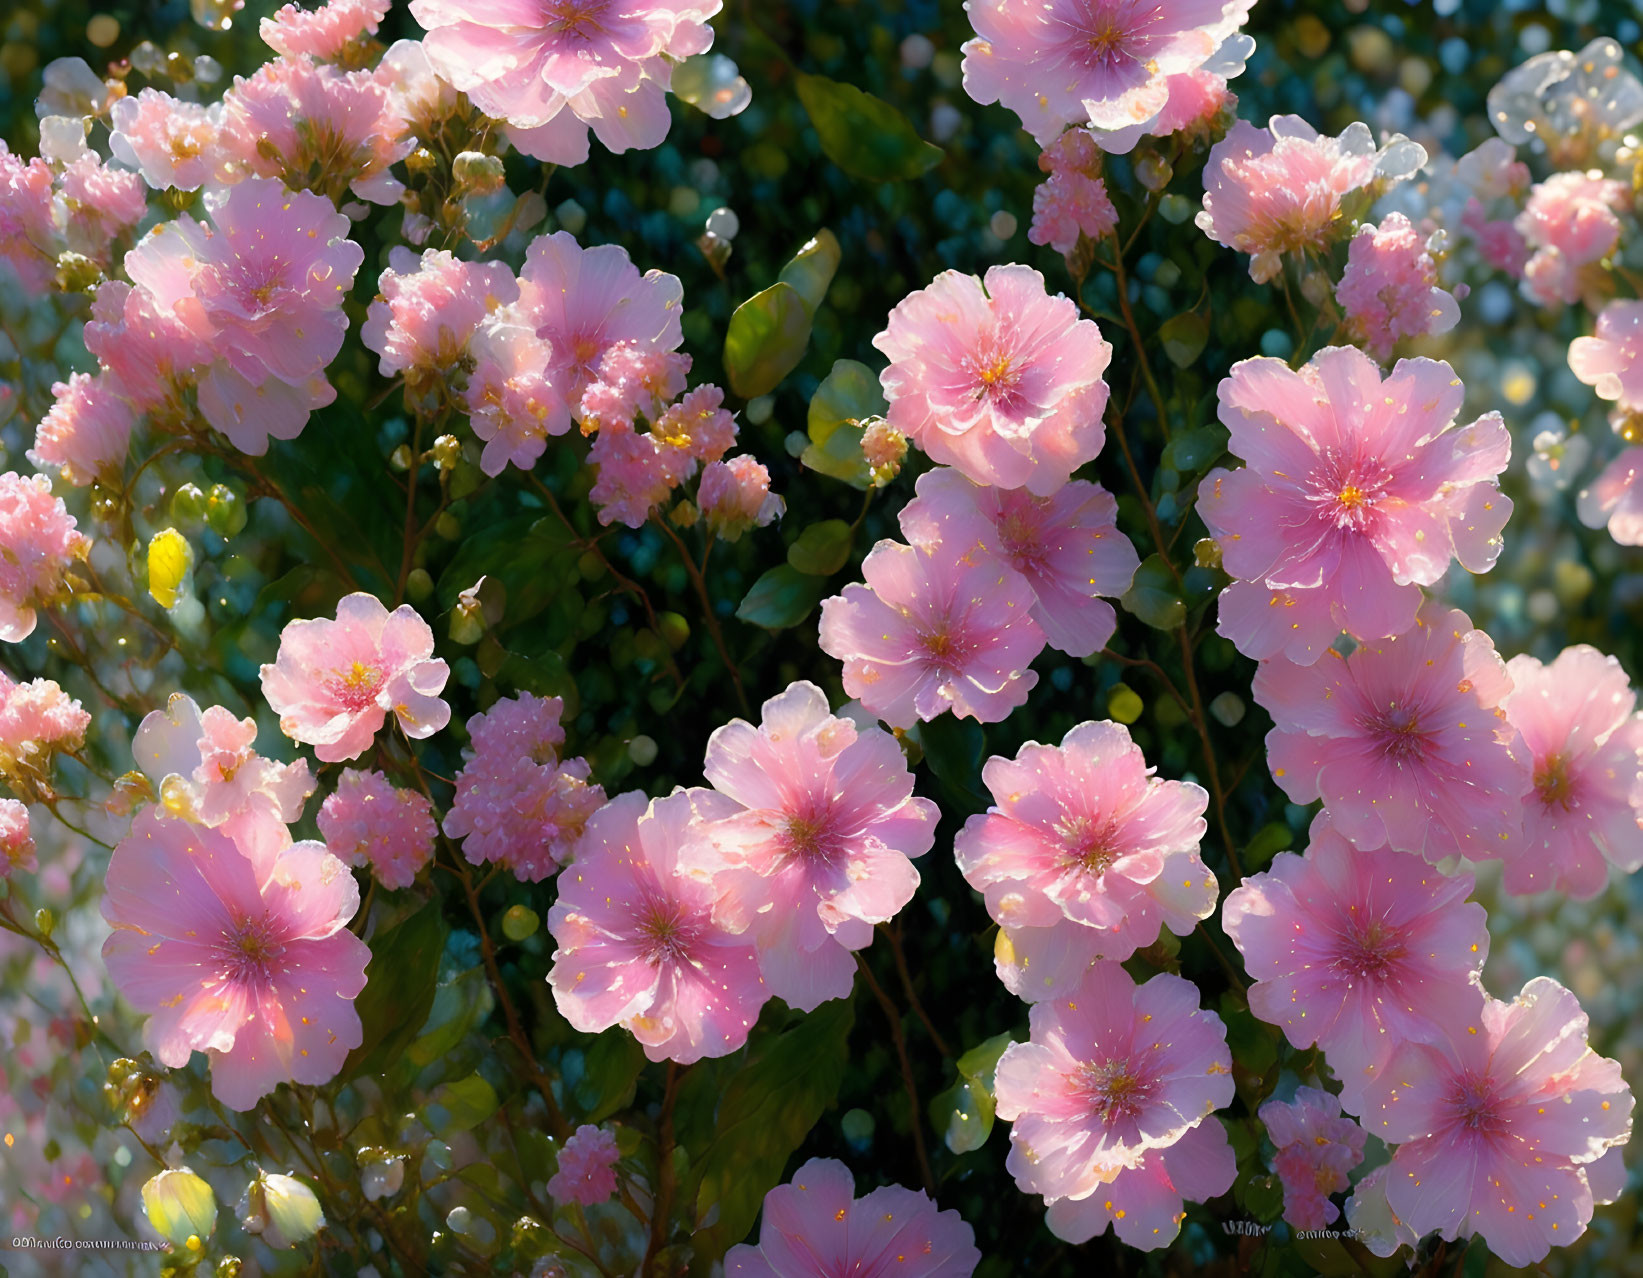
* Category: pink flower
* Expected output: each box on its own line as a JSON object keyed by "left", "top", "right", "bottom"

{"left": 81, "top": 279, "right": 209, "bottom": 418}
{"left": 692, "top": 681, "right": 938, "bottom": 1011}
{"left": 547, "top": 789, "right": 768, "bottom": 1064}
{"left": 1259, "top": 1085, "right": 1366, "bottom": 1229}
{"left": 0, "top": 471, "right": 91, "bottom": 642}
{"left": 362, "top": 247, "right": 519, "bottom": 384}
{"left": 579, "top": 341, "right": 692, "bottom": 432}
{"left": 861, "top": 418, "right": 908, "bottom": 482}
{"left": 994, "top": 963, "right": 1234, "bottom": 1244}
{"left": 101, "top": 809, "right": 370, "bottom": 1110}
{"left": 260, "top": 592, "right": 451, "bottom": 763}
{"left": 30, "top": 372, "right": 135, "bottom": 487}
{"left": 587, "top": 424, "right": 688, "bottom": 528}
{"left": 374, "top": 39, "right": 462, "bottom": 136}
{"left": 0, "top": 141, "right": 58, "bottom": 291}
{"left": 819, "top": 539, "right": 1045, "bottom": 730}
{"left": 515, "top": 231, "right": 685, "bottom": 409}
{"left": 56, "top": 155, "right": 147, "bottom": 262}
{"left": 1030, "top": 172, "right": 1117, "bottom": 255}
{"left": 959, "top": 0, "right": 1253, "bottom": 145}
{"left": 1253, "top": 602, "right": 1530, "bottom": 863}
{"left": 1343, "top": 1163, "right": 1422, "bottom": 1258}
{"left": 0, "top": 672, "right": 89, "bottom": 796}
{"left": 956, "top": 721, "right": 1216, "bottom": 994}
{"left": 1499, "top": 646, "right": 1643, "bottom": 898}
{"left": 1517, "top": 172, "right": 1629, "bottom": 308}
{"left": 1579, "top": 447, "right": 1643, "bottom": 545}
{"left": 464, "top": 317, "right": 572, "bottom": 476}
{"left": 874, "top": 265, "right": 1111, "bottom": 494}
{"left": 261, "top": 0, "right": 391, "bottom": 59}
{"left": 1197, "top": 117, "right": 1414, "bottom": 284}
{"left": 445, "top": 694, "right": 605, "bottom": 882}
{"left": 318, "top": 769, "right": 436, "bottom": 891}
{"left": 654, "top": 384, "right": 737, "bottom": 465}
{"left": 218, "top": 57, "right": 411, "bottom": 205}
{"left": 698, "top": 456, "right": 783, "bottom": 541}
{"left": 134, "top": 693, "right": 314, "bottom": 835}
{"left": 409, "top": 0, "right": 720, "bottom": 164}
{"left": 547, "top": 1124, "right": 620, "bottom": 1207}
{"left": 1336, "top": 213, "right": 1461, "bottom": 359}
{"left": 1201, "top": 347, "right": 1512, "bottom": 658}
{"left": 0, "top": 798, "right": 35, "bottom": 876}
{"left": 108, "top": 89, "right": 221, "bottom": 192}
{"left": 724, "top": 1157, "right": 981, "bottom": 1277}
{"left": 1569, "top": 299, "right": 1643, "bottom": 413}
{"left": 900, "top": 467, "right": 1137, "bottom": 658}
{"left": 1222, "top": 815, "right": 1490, "bottom": 1113}
{"left": 1361, "top": 977, "right": 1633, "bottom": 1267}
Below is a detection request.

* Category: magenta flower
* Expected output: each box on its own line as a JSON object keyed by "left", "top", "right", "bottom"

{"left": 260, "top": 592, "right": 451, "bottom": 763}
{"left": 1028, "top": 136, "right": 1119, "bottom": 254}
{"left": 698, "top": 456, "right": 783, "bottom": 542}
{"left": 1336, "top": 213, "right": 1461, "bottom": 360}
{"left": 30, "top": 372, "right": 135, "bottom": 487}
{"left": 318, "top": 769, "right": 437, "bottom": 891}
{"left": 1253, "top": 603, "right": 1530, "bottom": 862}
{"left": 724, "top": 1157, "right": 980, "bottom": 1277}
{"left": 960, "top": 0, "right": 1252, "bottom": 145}
{"left": 1569, "top": 299, "right": 1643, "bottom": 414}
{"left": 0, "top": 798, "right": 35, "bottom": 877}
{"left": 1361, "top": 977, "right": 1633, "bottom": 1267}
{"left": 548, "top": 789, "right": 767, "bottom": 1063}
{"left": 1499, "top": 646, "right": 1643, "bottom": 898}
{"left": 994, "top": 963, "right": 1234, "bottom": 1243}
{"left": 0, "top": 471, "right": 90, "bottom": 642}
{"left": 900, "top": 467, "right": 1138, "bottom": 658}
{"left": 1579, "top": 447, "right": 1643, "bottom": 545}
{"left": 547, "top": 1124, "right": 620, "bottom": 1207}
{"left": 1259, "top": 1085, "right": 1366, "bottom": 1230}
{"left": 1202, "top": 347, "right": 1512, "bottom": 659}
{"left": 955, "top": 721, "right": 1216, "bottom": 987}
{"left": 108, "top": 89, "right": 221, "bottom": 192}
{"left": 101, "top": 810, "right": 370, "bottom": 1110}
{"left": 1222, "top": 815, "right": 1490, "bottom": 1113}
{"left": 1517, "top": 172, "right": 1629, "bottom": 309}
{"left": 361, "top": 247, "right": 519, "bottom": 384}
{"left": 874, "top": 265, "right": 1111, "bottom": 494}
{"left": 818, "top": 539, "right": 1045, "bottom": 730}
{"left": 693, "top": 681, "right": 938, "bottom": 1011}
{"left": 261, "top": 0, "right": 391, "bottom": 59}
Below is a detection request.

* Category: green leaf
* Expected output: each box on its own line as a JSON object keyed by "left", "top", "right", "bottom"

{"left": 777, "top": 229, "right": 842, "bottom": 315}
{"left": 435, "top": 514, "right": 576, "bottom": 629}
{"left": 408, "top": 967, "right": 493, "bottom": 1068}
{"left": 427, "top": 1072, "right": 499, "bottom": 1136}
{"left": 343, "top": 901, "right": 448, "bottom": 1083}
{"left": 571, "top": 1032, "right": 646, "bottom": 1124}
{"left": 916, "top": 714, "right": 989, "bottom": 811}
{"left": 723, "top": 281, "right": 813, "bottom": 399}
{"left": 1243, "top": 821, "right": 1294, "bottom": 873}
{"left": 689, "top": 1000, "right": 854, "bottom": 1263}
{"left": 736, "top": 564, "right": 828, "bottom": 630}
{"left": 1160, "top": 423, "right": 1229, "bottom": 474}
{"left": 803, "top": 359, "right": 887, "bottom": 488}
{"left": 1159, "top": 311, "right": 1210, "bottom": 369}
{"left": 930, "top": 1031, "right": 1015, "bottom": 1154}
{"left": 495, "top": 646, "right": 580, "bottom": 718}
{"left": 787, "top": 520, "right": 854, "bottom": 576}
{"left": 1120, "top": 554, "right": 1186, "bottom": 630}
{"left": 795, "top": 73, "right": 943, "bottom": 182}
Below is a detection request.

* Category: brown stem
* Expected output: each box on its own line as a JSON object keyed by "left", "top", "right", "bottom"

{"left": 1106, "top": 235, "right": 1171, "bottom": 440}
{"left": 1195, "top": 922, "right": 1247, "bottom": 996}
{"left": 883, "top": 924, "right": 952, "bottom": 1059}
{"left": 394, "top": 413, "right": 425, "bottom": 605}
{"left": 642, "top": 1062, "right": 682, "bottom": 1276}
{"left": 1106, "top": 407, "right": 1181, "bottom": 587}
{"left": 1175, "top": 625, "right": 1240, "bottom": 880}
{"left": 856, "top": 953, "right": 936, "bottom": 1196}
{"left": 653, "top": 515, "right": 750, "bottom": 716}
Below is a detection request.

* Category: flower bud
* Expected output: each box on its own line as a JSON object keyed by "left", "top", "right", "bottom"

{"left": 147, "top": 529, "right": 194, "bottom": 610}
{"left": 238, "top": 1172, "right": 325, "bottom": 1249}
{"left": 502, "top": 905, "right": 539, "bottom": 942}
{"left": 360, "top": 1154, "right": 405, "bottom": 1202}
{"left": 453, "top": 151, "right": 506, "bottom": 195}
{"left": 204, "top": 484, "right": 246, "bottom": 537}
{"left": 143, "top": 1168, "right": 217, "bottom": 1249}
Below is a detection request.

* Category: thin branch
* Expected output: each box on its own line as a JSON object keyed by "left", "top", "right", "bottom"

{"left": 856, "top": 953, "right": 936, "bottom": 1196}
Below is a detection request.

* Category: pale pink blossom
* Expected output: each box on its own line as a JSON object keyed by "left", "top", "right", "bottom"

{"left": 1336, "top": 213, "right": 1462, "bottom": 359}
{"left": 0, "top": 798, "right": 35, "bottom": 876}
{"left": 464, "top": 316, "right": 572, "bottom": 476}
{"left": 1253, "top": 603, "right": 1530, "bottom": 863}
{"left": 318, "top": 769, "right": 436, "bottom": 891}
{"left": 994, "top": 963, "right": 1234, "bottom": 1241}
{"left": 587, "top": 424, "right": 688, "bottom": 528}
{"left": 547, "top": 789, "right": 768, "bottom": 1064}
{"left": 0, "top": 673, "right": 89, "bottom": 794}
{"left": 81, "top": 279, "right": 210, "bottom": 417}
{"left": 1361, "top": 977, "right": 1633, "bottom": 1267}
{"left": 1499, "top": 646, "right": 1643, "bottom": 898}
{"left": 444, "top": 693, "right": 605, "bottom": 882}
{"left": 959, "top": 0, "right": 1253, "bottom": 145}
{"left": 875, "top": 265, "right": 1111, "bottom": 494}
{"left": 1223, "top": 815, "right": 1489, "bottom": 1112}
{"left": 692, "top": 681, "right": 938, "bottom": 1011}
{"left": 861, "top": 418, "right": 908, "bottom": 481}
{"left": 1343, "top": 1164, "right": 1422, "bottom": 1258}
{"left": 1569, "top": 299, "right": 1643, "bottom": 413}
{"left": 956, "top": 721, "right": 1215, "bottom": 994}
{"left": 260, "top": 592, "right": 451, "bottom": 763}
{"left": 55, "top": 155, "right": 147, "bottom": 262}
{"left": 0, "top": 141, "right": 57, "bottom": 290}
{"left": 29, "top": 372, "right": 135, "bottom": 487}
{"left": 1197, "top": 117, "right": 1416, "bottom": 284}
{"left": 1202, "top": 347, "right": 1512, "bottom": 658}
{"left": 101, "top": 809, "right": 370, "bottom": 1110}
{"left": 0, "top": 471, "right": 90, "bottom": 642}
{"left": 110, "top": 89, "right": 222, "bottom": 192}
{"left": 362, "top": 247, "right": 519, "bottom": 383}
{"left": 1030, "top": 172, "right": 1117, "bottom": 255}
{"left": 1517, "top": 172, "right": 1629, "bottom": 309}
{"left": 409, "top": 0, "right": 721, "bottom": 164}
{"left": 373, "top": 39, "right": 462, "bottom": 136}
{"left": 819, "top": 539, "right": 1044, "bottom": 730}
{"left": 218, "top": 57, "right": 411, "bottom": 205}
{"left": 1259, "top": 1085, "right": 1366, "bottom": 1229}
{"left": 653, "top": 384, "right": 737, "bottom": 465}
{"left": 578, "top": 341, "right": 692, "bottom": 432}
{"left": 724, "top": 1157, "right": 981, "bottom": 1277}
{"left": 262, "top": 0, "right": 391, "bottom": 59}
{"left": 1455, "top": 139, "right": 1530, "bottom": 276}
{"left": 516, "top": 231, "right": 685, "bottom": 409}
{"left": 900, "top": 467, "right": 1137, "bottom": 658}
{"left": 1578, "top": 447, "right": 1643, "bottom": 545}
{"left": 547, "top": 1125, "right": 620, "bottom": 1207}
{"left": 698, "top": 456, "right": 783, "bottom": 541}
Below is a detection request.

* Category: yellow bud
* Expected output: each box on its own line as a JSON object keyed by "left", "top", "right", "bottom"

{"left": 146, "top": 528, "right": 193, "bottom": 610}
